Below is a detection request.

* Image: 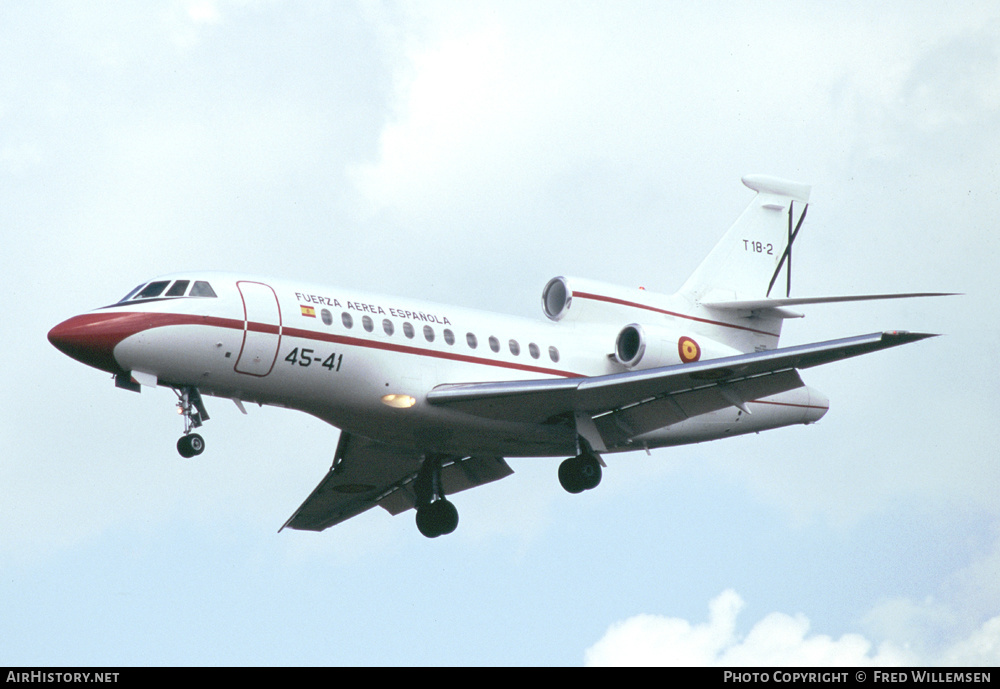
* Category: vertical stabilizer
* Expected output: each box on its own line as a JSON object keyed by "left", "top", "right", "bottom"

{"left": 679, "top": 175, "right": 811, "bottom": 304}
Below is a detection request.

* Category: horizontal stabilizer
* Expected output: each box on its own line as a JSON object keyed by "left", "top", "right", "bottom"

{"left": 702, "top": 292, "right": 958, "bottom": 311}
{"left": 742, "top": 174, "right": 811, "bottom": 203}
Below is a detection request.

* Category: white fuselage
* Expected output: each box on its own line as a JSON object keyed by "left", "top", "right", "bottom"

{"left": 53, "top": 272, "right": 829, "bottom": 459}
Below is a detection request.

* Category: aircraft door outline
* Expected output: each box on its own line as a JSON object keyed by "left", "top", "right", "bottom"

{"left": 235, "top": 281, "right": 282, "bottom": 377}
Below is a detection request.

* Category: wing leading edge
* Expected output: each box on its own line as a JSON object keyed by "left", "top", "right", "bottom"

{"left": 426, "top": 331, "right": 936, "bottom": 434}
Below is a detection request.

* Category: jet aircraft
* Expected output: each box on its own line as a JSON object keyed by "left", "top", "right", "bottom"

{"left": 48, "top": 175, "right": 950, "bottom": 537}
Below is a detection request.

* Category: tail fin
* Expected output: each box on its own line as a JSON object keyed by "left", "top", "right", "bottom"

{"left": 679, "top": 175, "right": 810, "bottom": 304}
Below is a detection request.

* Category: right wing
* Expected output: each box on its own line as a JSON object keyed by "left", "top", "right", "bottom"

{"left": 282, "top": 432, "right": 513, "bottom": 532}
{"left": 427, "top": 331, "right": 936, "bottom": 445}
{"left": 285, "top": 331, "right": 933, "bottom": 531}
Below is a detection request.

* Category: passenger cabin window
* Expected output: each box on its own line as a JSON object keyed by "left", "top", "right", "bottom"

{"left": 529, "top": 343, "right": 540, "bottom": 359}
{"left": 321, "top": 309, "right": 333, "bottom": 326}
{"left": 362, "top": 315, "right": 374, "bottom": 333}
{"left": 444, "top": 329, "right": 455, "bottom": 345}
{"left": 549, "top": 346, "right": 560, "bottom": 363}
{"left": 383, "top": 319, "right": 394, "bottom": 336}
{"left": 509, "top": 340, "right": 521, "bottom": 356}
{"left": 423, "top": 325, "right": 435, "bottom": 342}
{"left": 466, "top": 333, "right": 478, "bottom": 349}
{"left": 403, "top": 322, "right": 415, "bottom": 339}
{"left": 489, "top": 336, "right": 500, "bottom": 353}
{"left": 342, "top": 313, "right": 353, "bottom": 329}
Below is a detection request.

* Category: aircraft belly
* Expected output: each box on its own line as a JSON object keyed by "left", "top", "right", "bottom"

{"left": 633, "top": 385, "right": 828, "bottom": 449}
{"left": 209, "top": 337, "right": 573, "bottom": 457}
{"left": 301, "top": 400, "right": 576, "bottom": 458}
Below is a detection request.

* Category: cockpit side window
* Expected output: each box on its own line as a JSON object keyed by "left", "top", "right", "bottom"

{"left": 135, "top": 281, "right": 170, "bottom": 299}
{"left": 119, "top": 284, "right": 147, "bottom": 303}
{"left": 113, "top": 278, "right": 216, "bottom": 306}
{"left": 165, "top": 280, "right": 190, "bottom": 297}
{"left": 189, "top": 281, "right": 217, "bottom": 297}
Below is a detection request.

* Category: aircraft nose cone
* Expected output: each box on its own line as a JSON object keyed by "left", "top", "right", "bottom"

{"left": 48, "top": 314, "right": 126, "bottom": 373}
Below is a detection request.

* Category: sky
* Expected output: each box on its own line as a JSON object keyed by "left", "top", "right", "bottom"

{"left": 1, "top": 0, "right": 998, "bottom": 667}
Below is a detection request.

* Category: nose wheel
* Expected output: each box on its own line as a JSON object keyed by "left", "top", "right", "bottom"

{"left": 177, "top": 433, "right": 205, "bottom": 458}
{"left": 174, "top": 386, "right": 209, "bottom": 458}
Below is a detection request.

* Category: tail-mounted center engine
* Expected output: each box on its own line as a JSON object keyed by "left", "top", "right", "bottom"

{"left": 541, "top": 276, "right": 573, "bottom": 321}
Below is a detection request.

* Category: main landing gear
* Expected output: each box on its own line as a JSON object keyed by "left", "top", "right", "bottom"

{"left": 174, "top": 386, "right": 209, "bottom": 458}
{"left": 413, "top": 454, "right": 459, "bottom": 538}
{"left": 558, "top": 447, "right": 603, "bottom": 494}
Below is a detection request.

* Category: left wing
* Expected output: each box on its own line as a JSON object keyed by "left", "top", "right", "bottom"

{"left": 427, "top": 331, "right": 935, "bottom": 438}
{"left": 282, "top": 431, "right": 513, "bottom": 532}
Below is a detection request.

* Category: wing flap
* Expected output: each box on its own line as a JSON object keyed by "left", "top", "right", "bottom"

{"left": 282, "top": 432, "right": 514, "bottom": 532}
{"left": 427, "top": 331, "right": 936, "bottom": 427}
{"left": 592, "top": 369, "right": 805, "bottom": 445}
{"left": 376, "top": 455, "right": 515, "bottom": 516}
{"left": 281, "top": 433, "right": 421, "bottom": 531}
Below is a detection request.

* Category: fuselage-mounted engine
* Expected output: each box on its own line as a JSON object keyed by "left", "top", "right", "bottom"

{"left": 612, "top": 322, "right": 701, "bottom": 369}
{"left": 613, "top": 323, "right": 648, "bottom": 368}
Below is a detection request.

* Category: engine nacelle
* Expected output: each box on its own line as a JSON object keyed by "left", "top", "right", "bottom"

{"left": 613, "top": 323, "right": 741, "bottom": 369}
{"left": 613, "top": 323, "right": 648, "bottom": 367}
{"left": 541, "top": 276, "right": 573, "bottom": 321}
{"left": 541, "top": 276, "right": 671, "bottom": 323}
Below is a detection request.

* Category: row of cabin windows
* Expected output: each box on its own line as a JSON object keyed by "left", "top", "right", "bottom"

{"left": 325, "top": 309, "right": 560, "bottom": 363}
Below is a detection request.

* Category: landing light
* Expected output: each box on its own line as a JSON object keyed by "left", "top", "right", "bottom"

{"left": 381, "top": 394, "right": 416, "bottom": 409}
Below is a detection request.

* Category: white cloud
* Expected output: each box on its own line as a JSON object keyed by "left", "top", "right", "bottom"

{"left": 940, "top": 616, "right": 1000, "bottom": 666}
{"left": 585, "top": 590, "right": 744, "bottom": 666}
{"left": 861, "top": 530, "right": 1000, "bottom": 667}
{"left": 351, "top": 2, "right": 1000, "bottom": 226}
{"left": 585, "top": 590, "right": 916, "bottom": 666}
{"left": 588, "top": 589, "right": 1000, "bottom": 666}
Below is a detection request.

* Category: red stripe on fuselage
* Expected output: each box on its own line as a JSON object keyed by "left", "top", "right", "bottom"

{"left": 51, "top": 311, "right": 584, "bottom": 379}
{"left": 749, "top": 399, "right": 829, "bottom": 411}
{"left": 573, "top": 291, "right": 780, "bottom": 338}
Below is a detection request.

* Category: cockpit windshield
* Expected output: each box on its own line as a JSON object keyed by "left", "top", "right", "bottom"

{"left": 117, "top": 279, "right": 217, "bottom": 304}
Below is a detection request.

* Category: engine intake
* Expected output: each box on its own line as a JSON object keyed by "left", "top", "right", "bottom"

{"left": 614, "top": 324, "right": 647, "bottom": 368}
{"left": 541, "top": 277, "right": 571, "bottom": 321}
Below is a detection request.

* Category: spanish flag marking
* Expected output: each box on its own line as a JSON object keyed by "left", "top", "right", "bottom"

{"left": 300, "top": 305, "right": 316, "bottom": 318}
{"left": 678, "top": 336, "right": 701, "bottom": 363}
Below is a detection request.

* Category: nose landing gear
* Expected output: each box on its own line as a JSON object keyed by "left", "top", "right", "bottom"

{"left": 174, "top": 386, "right": 209, "bottom": 458}
{"left": 177, "top": 433, "right": 205, "bottom": 458}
